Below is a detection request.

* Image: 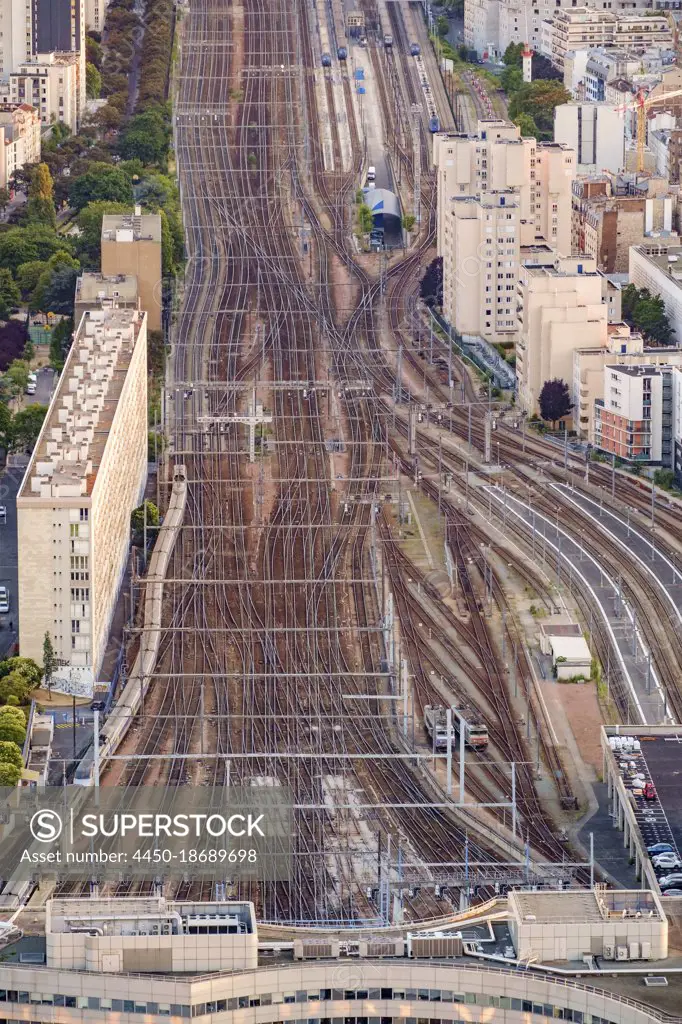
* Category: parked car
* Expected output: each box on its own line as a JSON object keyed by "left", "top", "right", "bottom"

{"left": 643, "top": 782, "right": 656, "bottom": 800}
{"left": 660, "top": 889, "right": 682, "bottom": 896}
{"left": 90, "top": 700, "right": 106, "bottom": 712}
{"left": 25, "top": 381, "right": 36, "bottom": 395}
{"left": 658, "top": 873, "right": 682, "bottom": 888}
{"left": 652, "top": 854, "right": 681, "bottom": 870}
{"left": 0, "top": 506, "right": 5, "bottom": 524}
{"left": 647, "top": 843, "right": 674, "bottom": 855}
{"left": 0, "top": 587, "right": 9, "bottom": 614}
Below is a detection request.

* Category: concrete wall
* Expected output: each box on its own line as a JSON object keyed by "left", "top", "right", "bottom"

{"left": 46, "top": 930, "right": 258, "bottom": 974}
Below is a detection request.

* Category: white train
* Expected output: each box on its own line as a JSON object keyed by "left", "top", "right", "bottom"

{"left": 331, "top": 0, "right": 347, "bottom": 59}
{"left": 74, "top": 466, "right": 188, "bottom": 785}
{"left": 317, "top": 0, "right": 332, "bottom": 66}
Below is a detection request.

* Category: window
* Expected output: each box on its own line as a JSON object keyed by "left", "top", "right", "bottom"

{"left": 79, "top": 508, "right": 89, "bottom": 522}
{"left": 69, "top": 524, "right": 79, "bottom": 538}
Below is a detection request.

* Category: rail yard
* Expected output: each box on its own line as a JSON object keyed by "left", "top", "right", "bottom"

{"left": 64, "top": 0, "right": 682, "bottom": 927}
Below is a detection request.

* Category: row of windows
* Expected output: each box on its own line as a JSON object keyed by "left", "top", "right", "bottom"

{"left": 0, "top": 997, "right": 620, "bottom": 1024}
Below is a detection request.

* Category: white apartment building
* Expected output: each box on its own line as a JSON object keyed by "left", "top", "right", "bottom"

{"left": 554, "top": 102, "right": 626, "bottom": 175}
{"left": 85, "top": 0, "right": 107, "bottom": 32}
{"left": 433, "top": 121, "right": 574, "bottom": 257}
{"left": 551, "top": 8, "right": 671, "bottom": 70}
{"left": 17, "top": 306, "right": 148, "bottom": 677}
{"left": 573, "top": 323, "right": 682, "bottom": 439}
{"left": 0, "top": 101, "right": 40, "bottom": 189}
{"left": 629, "top": 241, "right": 682, "bottom": 343}
{"left": 0, "top": 0, "right": 31, "bottom": 79}
{"left": 8, "top": 51, "right": 80, "bottom": 131}
{"left": 441, "top": 191, "right": 520, "bottom": 344}
{"left": 516, "top": 253, "right": 608, "bottom": 417}
{"left": 595, "top": 362, "right": 672, "bottom": 463}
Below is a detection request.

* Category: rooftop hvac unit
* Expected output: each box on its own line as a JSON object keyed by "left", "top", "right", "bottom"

{"left": 358, "top": 940, "right": 404, "bottom": 958}
{"left": 616, "top": 945, "right": 629, "bottom": 961}
{"left": 643, "top": 976, "right": 668, "bottom": 987}
{"left": 293, "top": 940, "right": 340, "bottom": 960}
{"left": 629, "top": 942, "right": 640, "bottom": 960}
{"left": 410, "top": 936, "right": 463, "bottom": 959}
{"left": 603, "top": 944, "right": 615, "bottom": 960}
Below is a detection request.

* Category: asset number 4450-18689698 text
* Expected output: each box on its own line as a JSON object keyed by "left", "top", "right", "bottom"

{"left": 132, "top": 849, "right": 258, "bottom": 864}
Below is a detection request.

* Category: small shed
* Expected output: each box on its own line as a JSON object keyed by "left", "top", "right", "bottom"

{"left": 539, "top": 621, "right": 583, "bottom": 657}
{"left": 548, "top": 635, "right": 592, "bottom": 680}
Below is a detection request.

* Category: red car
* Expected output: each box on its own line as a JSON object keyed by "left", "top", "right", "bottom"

{"left": 643, "top": 782, "right": 656, "bottom": 801}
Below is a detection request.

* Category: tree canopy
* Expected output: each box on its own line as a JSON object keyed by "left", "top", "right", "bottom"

{"left": 621, "top": 284, "right": 674, "bottom": 345}
{"left": 68, "top": 166, "right": 134, "bottom": 211}
{"left": 26, "top": 164, "right": 56, "bottom": 227}
{"left": 539, "top": 378, "right": 573, "bottom": 426}
{"left": 507, "top": 81, "right": 570, "bottom": 140}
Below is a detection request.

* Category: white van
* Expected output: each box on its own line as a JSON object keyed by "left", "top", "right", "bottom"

{"left": 367, "top": 165, "right": 376, "bottom": 183}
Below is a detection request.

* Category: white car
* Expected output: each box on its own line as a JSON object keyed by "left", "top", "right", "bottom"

{"left": 0, "top": 586, "right": 9, "bottom": 614}
{"left": 653, "top": 854, "right": 682, "bottom": 870}
{"left": 25, "top": 381, "right": 36, "bottom": 395}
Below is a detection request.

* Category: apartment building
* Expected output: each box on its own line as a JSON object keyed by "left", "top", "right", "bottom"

{"left": 673, "top": 365, "right": 682, "bottom": 485}
{"left": 101, "top": 208, "right": 163, "bottom": 332}
{"left": 441, "top": 191, "right": 520, "bottom": 344}
{"left": 516, "top": 253, "right": 609, "bottom": 417}
{"left": 0, "top": 0, "right": 32, "bottom": 79}
{"left": 0, "top": 101, "right": 40, "bottom": 189}
{"left": 573, "top": 323, "right": 682, "bottom": 438}
{"left": 85, "top": 0, "right": 107, "bottom": 32}
{"left": 629, "top": 241, "right": 682, "bottom": 342}
{"left": 551, "top": 8, "right": 671, "bottom": 70}
{"left": 595, "top": 363, "right": 673, "bottom": 464}
{"left": 17, "top": 306, "right": 148, "bottom": 676}
{"left": 32, "top": 0, "right": 85, "bottom": 118}
{"left": 571, "top": 174, "right": 679, "bottom": 273}
{"left": 434, "top": 121, "right": 574, "bottom": 255}
{"left": 8, "top": 51, "right": 80, "bottom": 131}
{"left": 554, "top": 102, "right": 625, "bottom": 175}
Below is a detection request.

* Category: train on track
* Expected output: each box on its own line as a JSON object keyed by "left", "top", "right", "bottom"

{"left": 412, "top": 52, "right": 440, "bottom": 133}
{"left": 317, "top": 0, "right": 332, "bottom": 66}
{"left": 424, "top": 704, "right": 489, "bottom": 751}
{"left": 331, "top": 0, "right": 347, "bottom": 60}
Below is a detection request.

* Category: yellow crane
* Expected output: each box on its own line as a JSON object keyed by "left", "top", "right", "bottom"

{"left": 615, "top": 87, "right": 682, "bottom": 173}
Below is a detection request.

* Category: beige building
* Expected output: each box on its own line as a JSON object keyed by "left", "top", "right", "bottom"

{"left": 572, "top": 173, "right": 679, "bottom": 273}
{"left": 551, "top": 8, "right": 672, "bottom": 70}
{"left": 101, "top": 208, "right": 163, "bottom": 332}
{"left": 17, "top": 306, "right": 147, "bottom": 677}
{"left": 441, "top": 190, "right": 521, "bottom": 344}
{"left": 47, "top": 898, "right": 258, "bottom": 974}
{"left": 434, "top": 121, "right": 574, "bottom": 259}
{"left": 74, "top": 272, "right": 139, "bottom": 325}
{"left": 7, "top": 51, "right": 80, "bottom": 131}
{"left": 516, "top": 253, "right": 608, "bottom": 417}
{"left": 0, "top": 101, "right": 40, "bottom": 188}
{"left": 595, "top": 362, "right": 673, "bottom": 464}
{"left": 85, "top": 0, "right": 107, "bottom": 32}
{"left": 573, "top": 323, "right": 682, "bottom": 439}
{"left": 0, "top": 886, "right": 674, "bottom": 1024}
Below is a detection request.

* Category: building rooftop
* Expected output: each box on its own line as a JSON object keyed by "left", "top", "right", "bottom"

{"left": 510, "top": 889, "right": 663, "bottom": 925}
{"left": 47, "top": 897, "right": 256, "bottom": 937}
{"left": 18, "top": 307, "right": 146, "bottom": 502}
{"left": 101, "top": 208, "right": 162, "bottom": 244}
{"left": 634, "top": 242, "right": 682, "bottom": 284}
{"left": 605, "top": 363, "right": 664, "bottom": 376}
{"left": 74, "top": 273, "right": 139, "bottom": 309}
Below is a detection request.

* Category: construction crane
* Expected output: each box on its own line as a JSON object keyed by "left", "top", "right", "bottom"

{"left": 615, "top": 87, "right": 682, "bottom": 173}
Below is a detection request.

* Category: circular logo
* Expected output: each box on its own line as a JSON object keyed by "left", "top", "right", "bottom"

{"left": 30, "top": 809, "right": 62, "bottom": 843}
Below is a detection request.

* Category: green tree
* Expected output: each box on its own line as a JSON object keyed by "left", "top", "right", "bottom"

{"left": 0, "top": 671, "right": 32, "bottom": 706}
{"left": 0, "top": 741, "right": 23, "bottom": 770}
{"left": 4, "top": 359, "right": 29, "bottom": 397}
{"left": 503, "top": 42, "right": 524, "bottom": 67}
{"left": 513, "top": 112, "right": 539, "bottom": 137}
{"left": 86, "top": 34, "right": 103, "bottom": 70}
{"left": 500, "top": 65, "right": 523, "bottom": 95}
{"left": 75, "top": 201, "right": 130, "bottom": 266}
{"left": 10, "top": 403, "right": 47, "bottom": 452}
{"left": 31, "top": 251, "right": 80, "bottom": 313}
{"left": 0, "top": 187, "right": 10, "bottom": 216}
{"left": 17, "top": 260, "right": 48, "bottom": 300}
{"left": 0, "top": 225, "right": 72, "bottom": 276}
{"left": 26, "top": 163, "right": 56, "bottom": 227}
{"left": 508, "top": 80, "right": 571, "bottom": 139}
{"left": 68, "top": 167, "right": 133, "bottom": 211}
{"left": 0, "top": 269, "right": 20, "bottom": 320}
{"left": 131, "top": 500, "right": 160, "bottom": 544}
{"left": 86, "top": 61, "right": 102, "bottom": 99}
{"left": 539, "top": 378, "right": 573, "bottom": 427}
{"left": 49, "top": 316, "right": 73, "bottom": 370}
{"left": 42, "top": 631, "right": 56, "bottom": 696}
{"left": 0, "top": 657, "right": 42, "bottom": 688}
{"left": 0, "top": 706, "right": 26, "bottom": 727}
{"left": 358, "top": 204, "right": 373, "bottom": 233}
{"left": 0, "top": 761, "right": 21, "bottom": 785}
{"left": 0, "top": 403, "right": 13, "bottom": 451}
{"left": 120, "top": 109, "right": 170, "bottom": 165}
{"left": 436, "top": 14, "right": 450, "bottom": 37}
